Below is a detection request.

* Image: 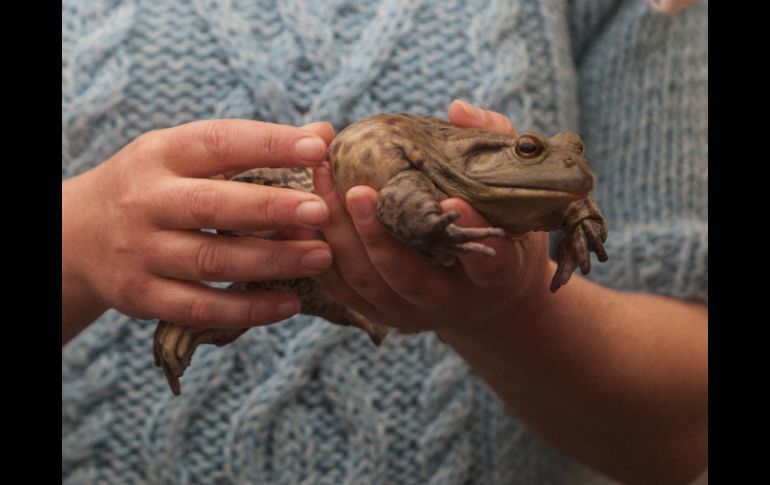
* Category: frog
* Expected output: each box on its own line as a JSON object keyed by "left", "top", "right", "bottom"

{"left": 153, "top": 113, "right": 608, "bottom": 395}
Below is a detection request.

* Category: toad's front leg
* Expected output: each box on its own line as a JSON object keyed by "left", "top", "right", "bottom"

{"left": 376, "top": 170, "right": 505, "bottom": 266}
{"left": 551, "top": 197, "right": 608, "bottom": 292}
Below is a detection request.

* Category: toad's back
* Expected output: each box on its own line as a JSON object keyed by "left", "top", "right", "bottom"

{"left": 328, "top": 113, "right": 513, "bottom": 199}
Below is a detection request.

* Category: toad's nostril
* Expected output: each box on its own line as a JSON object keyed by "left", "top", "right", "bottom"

{"left": 564, "top": 157, "right": 576, "bottom": 167}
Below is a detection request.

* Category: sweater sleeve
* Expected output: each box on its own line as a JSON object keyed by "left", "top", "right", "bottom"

{"left": 567, "top": 0, "right": 708, "bottom": 303}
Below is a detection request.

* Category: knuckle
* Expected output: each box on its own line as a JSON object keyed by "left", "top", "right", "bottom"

{"left": 114, "top": 274, "right": 135, "bottom": 305}
{"left": 364, "top": 250, "right": 391, "bottom": 274}
{"left": 395, "top": 279, "right": 428, "bottom": 300}
{"left": 109, "top": 230, "right": 142, "bottom": 273}
{"left": 247, "top": 300, "right": 267, "bottom": 325}
{"left": 345, "top": 272, "right": 376, "bottom": 292}
{"left": 257, "top": 189, "right": 280, "bottom": 227}
{"left": 186, "top": 296, "right": 215, "bottom": 325}
{"left": 203, "top": 120, "right": 232, "bottom": 162}
{"left": 187, "top": 183, "right": 220, "bottom": 227}
{"left": 263, "top": 247, "right": 284, "bottom": 278}
{"left": 131, "top": 130, "right": 161, "bottom": 151}
{"left": 112, "top": 195, "right": 155, "bottom": 247}
{"left": 361, "top": 231, "right": 392, "bottom": 254}
{"left": 113, "top": 187, "right": 138, "bottom": 215}
{"left": 194, "top": 241, "right": 227, "bottom": 280}
{"left": 132, "top": 129, "right": 167, "bottom": 159}
{"left": 111, "top": 174, "right": 151, "bottom": 220}
{"left": 261, "top": 125, "right": 281, "bottom": 157}
{"left": 115, "top": 274, "right": 151, "bottom": 316}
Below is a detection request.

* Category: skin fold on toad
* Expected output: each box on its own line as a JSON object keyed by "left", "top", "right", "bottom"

{"left": 153, "top": 112, "right": 608, "bottom": 396}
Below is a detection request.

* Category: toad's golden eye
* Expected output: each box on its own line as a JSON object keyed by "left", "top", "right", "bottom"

{"left": 515, "top": 136, "right": 544, "bottom": 159}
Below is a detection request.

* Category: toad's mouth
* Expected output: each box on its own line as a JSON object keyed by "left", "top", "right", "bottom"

{"left": 468, "top": 162, "right": 595, "bottom": 195}
{"left": 484, "top": 186, "right": 589, "bottom": 200}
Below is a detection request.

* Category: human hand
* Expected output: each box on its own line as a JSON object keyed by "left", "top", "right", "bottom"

{"left": 62, "top": 119, "right": 336, "bottom": 340}
{"left": 647, "top": 0, "right": 697, "bottom": 14}
{"left": 313, "top": 101, "right": 553, "bottom": 337}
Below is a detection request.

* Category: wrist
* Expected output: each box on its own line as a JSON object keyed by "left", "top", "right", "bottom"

{"left": 61, "top": 270, "right": 109, "bottom": 343}
{"left": 62, "top": 174, "right": 110, "bottom": 342}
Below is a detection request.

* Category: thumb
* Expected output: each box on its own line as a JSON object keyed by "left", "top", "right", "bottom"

{"left": 301, "top": 122, "right": 336, "bottom": 147}
{"left": 448, "top": 100, "right": 517, "bottom": 136}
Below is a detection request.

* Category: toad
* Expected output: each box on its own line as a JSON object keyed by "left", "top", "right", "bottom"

{"left": 154, "top": 113, "right": 608, "bottom": 395}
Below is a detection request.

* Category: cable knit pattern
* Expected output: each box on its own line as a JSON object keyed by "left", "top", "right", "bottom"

{"left": 572, "top": 0, "right": 708, "bottom": 302}
{"left": 62, "top": 0, "right": 707, "bottom": 483}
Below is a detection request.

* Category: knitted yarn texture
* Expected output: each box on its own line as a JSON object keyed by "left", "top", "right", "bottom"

{"left": 62, "top": 0, "right": 707, "bottom": 483}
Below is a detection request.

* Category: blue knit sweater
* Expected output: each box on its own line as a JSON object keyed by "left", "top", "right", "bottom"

{"left": 62, "top": 1, "right": 708, "bottom": 483}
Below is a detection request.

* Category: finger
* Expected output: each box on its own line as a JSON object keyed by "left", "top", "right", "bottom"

{"left": 439, "top": 198, "right": 523, "bottom": 287}
{"left": 648, "top": 0, "right": 697, "bottom": 14}
{"left": 345, "top": 186, "right": 461, "bottom": 306}
{"left": 273, "top": 227, "right": 324, "bottom": 241}
{"left": 152, "top": 177, "right": 329, "bottom": 231}
{"left": 212, "top": 121, "right": 337, "bottom": 182}
{"left": 154, "top": 119, "right": 329, "bottom": 177}
{"left": 448, "top": 99, "right": 517, "bottom": 136}
{"left": 145, "top": 230, "right": 332, "bottom": 282}
{"left": 300, "top": 121, "right": 336, "bottom": 146}
{"left": 139, "top": 278, "right": 302, "bottom": 328}
{"left": 312, "top": 265, "right": 390, "bottom": 324}
{"left": 312, "top": 163, "right": 405, "bottom": 312}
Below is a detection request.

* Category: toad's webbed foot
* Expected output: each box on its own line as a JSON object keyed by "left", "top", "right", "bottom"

{"left": 417, "top": 210, "right": 505, "bottom": 266}
{"left": 377, "top": 170, "right": 505, "bottom": 266}
{"left": 153, "top": 321, "right": 248, "bottom": 395}
{"left": 550, "top": 197, "right": 608, "bottom": 292}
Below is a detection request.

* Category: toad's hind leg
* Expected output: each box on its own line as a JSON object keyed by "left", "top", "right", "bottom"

{"left": 266, "top": 278, "right": 395, "bottom": 345}
{"left": 230, "top": 167, "right": 314, "bottom": 191}
{"left": 153, "top": 281, "right": 257, "bottom": 395}
{"left": 376, "top": 170, "right": 505, "bottom": 265}
{"left": 153, "top": 279, "right": 393, "bottom": 395}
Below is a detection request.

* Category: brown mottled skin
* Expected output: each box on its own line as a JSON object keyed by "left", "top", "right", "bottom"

{"left": 154, "top": 113, "right": 608, "bottom": 395}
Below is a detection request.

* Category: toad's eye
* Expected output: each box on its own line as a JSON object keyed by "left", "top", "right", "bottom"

{"left": 515, "top": 136, "right": 544, "bottom": 159}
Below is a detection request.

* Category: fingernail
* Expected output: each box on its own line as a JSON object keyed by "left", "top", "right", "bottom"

{"left": 301, "top": 121, "right": 328, "bottom": 130}
{"left": 454, "top": 99, "right": 481, "bottom": 121}
{"left": 276, "top": 300, "right": 301, "bottom": 318}
{"left": 301, "top": 248, "right": 333, "bottom": 271}
{"left": 294, "top": 137, "right": 326, "bottom": 162}
{"left": 347, "top": 191, "right": 375, "bottom": 221}
{"left": 296, "top": 200, "right": 328, "bottom": 226}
